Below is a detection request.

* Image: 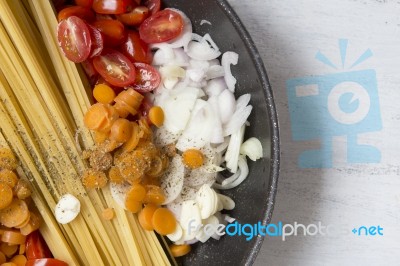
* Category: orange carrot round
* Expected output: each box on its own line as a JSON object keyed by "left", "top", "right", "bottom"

{"left": 152, "top": 207, "right": 176, "bottom": 235}
{"left": 93, "top": 83, "right": 116, "bottom": 104}
{"left": 122, "top": 122, "right": 140, "bottom": 153}
{"left": 126, "top": 183, "right": 146, "bottom": 202}
{"left": 169, "top": 244, "right": 191, "bottom": 257}
{"left": 182, "top": 149, "right": 204, "bottom": 169}
{"left": 125, "top": 199, "right": 142, "bottom": 213}
{"left": 0, "top": 148, "right": 17, "bottom": 170}
{"left": 81, "top": 168, "right": 108, "bottom": 189}
{"left": 102, "top": 208, "right": 115, "bottom": 220}
{"left": 0, "top": 183, "right": 13, "bottom": 210}
{"left": 108, "top": 166, "right": 124, "bottom": 184}
{"left": 0, "top": 170, "right": 18, "bottom": 189}
{"left": 0, "top": 251, "right": 5, "bottom": 264}
{"left": 143, "top": 185, "right": 165, "bottom": 205}
{"left": 0, "top": 242, "right": 18, "bottom": 258}
{"left": 10, "top": 254, "right": 27, "bottom": 266}
{"left": 109, "top": 118, "right": 133, "bottom": 143}
{"left": 0, "top": 199, "right": 29, "bottom": 228}
{"left": 138, "top": 204, "right": 158, "bottom": 231}
{"left": 148, "top": 106, "right": 164, "bottom": 127}
{"left": 1, "top": 231, "right": 26, "bottom": 245}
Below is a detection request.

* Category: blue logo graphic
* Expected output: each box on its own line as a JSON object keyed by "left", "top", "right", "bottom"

{"left": 287, "top": 39, "right": 382, "bottom": 168}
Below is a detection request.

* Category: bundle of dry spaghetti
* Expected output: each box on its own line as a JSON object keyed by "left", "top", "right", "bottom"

{"left": 0, "top": 0, "right": 174, "bottom": 265}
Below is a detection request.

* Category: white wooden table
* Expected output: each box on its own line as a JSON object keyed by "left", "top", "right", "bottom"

{"left": 226, "top": 0, "right": 400, "bottom": 265}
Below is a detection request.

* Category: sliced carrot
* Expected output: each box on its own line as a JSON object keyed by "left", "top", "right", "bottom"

{"left": 148, "top": 106, "right": 164, "bottom": 127}
{"left": 125, "top": 199, "right": 142, "bottom": 213}
{"left": 0, "top": 242, "right": 18, "bottom": 258}
{"left": 151, "top": 207, "right": 176, "bottom": 235}
{"left": 0, "top": 199, "right": 29, "bottom": 228}
{"left": 169, "top": 244, "right": 191, "bottom": 257}
{"left": 138, "top": 117, "right": 152, "bottom": 140}
{"left": 101, "top": 208, "right": 114, "bottom": 220}
{"left": 126, "top": 183, "right": 146, "bottom": 202}
{"left": 145, "top": 156, "right": 164, "bottom": 178}
{"left": 10, "top": 254, "right": 26, "bottom": 266}
{"left": 18, "top": 244, "right": 25, "bottom": 255}
{"left": 0, "top": 251, "right": 5, "bottom": 264}
{"left": 109, "top": 118, "right": 133, "bottom": 143}
{"left": 138, "top": 204, "right": 157, "bottom": 231}
{"left": 0, "top": 148, "right": 17, "bottom": 170}
{"left": 143, "top": 185, "right": 165, "bottom": 205}
{"left": 108, "top": 166, "right": 124, "bottom": 184}
{"left": 1, "top": 262, "right": 17, "bottom": 266}
{"left": 14, "top": 211, "right": 30, "bottom": 229}
{"left": 81, "top": 168, "right": 108, "bottom": 189}
{"left": 114, "top": 88, "right": 144, "bottom": 118}
{"left": 121, "top": 122, "right": 140, "bottom": 153}
{"left": 84, "top": 103, "right": 118, "bottom": 132}
{"left": 0, "top": 183, "right": 13, "bottom": 210}
{"left": 0, "top": 170, "right": 18, "bottom": 189}
{"left": 93, "top": 83, "right": 116, "bottom": 104}
{"left": 13, "top": 179, "right": 31, "bottom": 200}
{"left": 182, "top": 149, "right": 204, "bottom": 169}
{"left": 94, "top": 131, "right": 109, "bottom": 144}
{"left": 20, "top": 212, "right": 41, "bottom": 236}
{"left": 1, "top": 231, "right": 26, "bottom": 245}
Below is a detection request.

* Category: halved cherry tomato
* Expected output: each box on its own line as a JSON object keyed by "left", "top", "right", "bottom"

{"left": 92, "top": 49, "right": 136, "bottom": 87}
{"left": 92, "top": 0, "right": 134, "bottom": 14}
{"left": 116, "top": 6, "right": 149, "bottom": 26}
{"left": 132, "top": 62, "right": 160, "bottom": 92}
{"left": 57, "top": 16, "right": 92, "bottom": 63}
{"left": 26, "top": 258, "right": 68, "bottom": 266}
{"left": 74, "top": 0, "right": 94, "bottom": 8}
{"left": 143, "top": 0, "right": 161, "bottom": 15}
{"left": 92, "top": 19, "right": 126, "bottom": 47}
{"left": 87, "top": 25, "right": 104, "bottom": 57}
{"left": 81, "top": 59, "right": 98, "bottom": 86}
{"left": 25, "top": 231, "right": 53, "bottom": 260}
{"left": 57, "top": 6, "right": 95, "bottom": 22}
{"left": 120, "top": 30, "right": 152, "bottom": 64}
{"left": 139, "top": 9, "right": 183, "bottom": 43}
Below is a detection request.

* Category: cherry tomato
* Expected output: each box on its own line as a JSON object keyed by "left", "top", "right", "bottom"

{"left": 92, "top": 19, "right": 126, "bottom": 47}
{"left": 92, "top": 0, "right": 133, "bottom": 14}
{"left": 87, "top": 24, "right": 104, "bottom": 57}
{"left": 143, "top": 0, "right": 161, "bottom": 15}
{"left": 138, "top": 92, "right": 154, "bottom": 122}
{"left": 26, "top": 258, "right": 69, "bottom": 266}
{"left": 116, "top": 6, "right": 149, "bottom": 26}
{"left": 26, "top": 231, "right": 53, "bottom": 260}
{"left": 57, "top": 6, "right": 95, "bottom": 22}
{"left": 57, "top": 16, "right": 92, "bottom": 63}
{"left": 131, "top": 62, "right": 160, "bottom": 92}
{"left": 139, "top": 9, "right": 183, "bottom": 44}
{"left": 92, "top": 49, "right": 136, "bottom": 87}
{"left": 120, "top": 30, "right": 152, "bottom": 64}
{"left": 74, "top": 0, "right": 94, "bottom": 8}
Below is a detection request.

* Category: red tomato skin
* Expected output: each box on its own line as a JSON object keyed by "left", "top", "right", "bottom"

{"left": 57, "top": 6, "right": 95, "bottom": 22}
{"left": 92, "top": 19, "right": 126, "bottom": 47}
{"left": 92, "top": 0, "right": 133, "bottom": 14}
{"left": 87, "top": 24, "right": 104, "bottom": 57}
{"left": 131, "top": 62, "right": 160, "bottom": 92}
{"left": 25, "top": 231, "right": 53, "bottom": 260}
{"left": 120, "top": 30, "right": 152, "bottom": 64}
{"left": 139, "top": 9, "right": 183, "bottom": 44}
{"left": 25, "top": 258, "right": 69, "bottom": 266}
{"left": 116, "top": 6, "right": 149, "bottom": 26}
{"left": 143, "top": 0, "right": 161, "bottom": 15}
{"left": 57, "top": 16, "right": 92, "bottom": 63}
{"left": 74, "top": 0, "right": 94, "bottom": 8}
{"left": 92, "top": 49, "right": 136, "bottom": 87}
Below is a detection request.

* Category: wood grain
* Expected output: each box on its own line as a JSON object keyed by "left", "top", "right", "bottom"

{"left": 226, "top": 0, "right": 400, "bottom": 265}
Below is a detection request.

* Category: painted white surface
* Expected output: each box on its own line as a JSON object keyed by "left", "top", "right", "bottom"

{"left": 226, "top": 0, "right": 400, "bottom": 265}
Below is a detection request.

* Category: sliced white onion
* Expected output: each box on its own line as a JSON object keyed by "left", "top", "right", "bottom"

{"left": 240, "top": 137, "right": 263, "bottom": 161}
{"left": 166, "top": 201, "right": 183, "bottom": 220}
{"left": 195, "top": 215, "right": 219, "bottom": 243}
{"left": 224, "top": 215, "right": 236, "bottom": 223}
{"left": 225, "top": 124, "right": 246, "bottom": 173}
{"left": 223, "top": 105, "right": 252, "bottom": 137}
{"left": 185, "top": 169, "right": 215, "bottom": 188}
{"left": 187, "top": 40, "right": 221, "bottom": 61}
{"left": 167, "top": 223, "right": 183, "bottom": 242}
{"left": 218, "top": 89, "right": 236, "bottom": 124}
{"left": 180, "top": 200, "right": 202, "bottom": 241}
{"left": 205, "top": 65, "right": 225, "bottom": 80}
{"left": 204, "top": 78, "right": 226, "bottom": 97}
{"left": 176, "top": 99, "right": 216, "bottom": 151}
{"left": 221, "top": 51, "right": 238, "bottom": 92}
{"left": 187, "top": 68, "right": 205, "bottom": 83}
{"left": 217, "top": 193, "right": 235, "bottom": 210}
{"left": 159, "top": 65, "right": 186, "bottom": 79}
{"left": 213, "top": 156, "right": 249, "bottom": 190}
{"left": 163, "top": 77, "right": 179, "bottom": 90}
{"left": 110, "top": 182, "right": 131, "bottom": 210}
{"left": 208, "top": 96, "right": 224, "bottom": 144}
{"left": 235, "top": 93, "right": 251, "bottom": 111}
{"left": 200, "top": 19, "right": 212, "bottom": 25}
{"left": 161, "top": 155, "right": 185, "bottom": 204}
